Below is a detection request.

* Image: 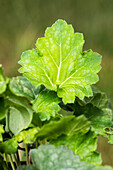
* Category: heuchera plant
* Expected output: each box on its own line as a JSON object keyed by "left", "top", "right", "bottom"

{"left": 0, "top": 19, "right": 113, "bottom": 170}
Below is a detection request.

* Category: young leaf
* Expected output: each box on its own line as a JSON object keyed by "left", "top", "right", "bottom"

{"left": 0, "top": 65, "right": 9, "bottom": 94}
{"left": 50, "top": 131, "right": 102, "bottom": 165}
{"left": 9, "top": 76, "right": 44, "bottom": 101}
{"left": 36, "top": 115, "right": 90, "bottom": 140}
{"left": 32, "top": 91, "right": 61, "bottom": 121}
{"left": 15, "top": 127, "right": 40, "bottom": 144}
{"left": 18, "top": 19, "right": 102, "bottom": 104}
{"left": 30, "top": 144, "right": 112, "bottom": 170}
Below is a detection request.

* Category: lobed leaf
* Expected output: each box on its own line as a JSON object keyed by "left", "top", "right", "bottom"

{"left": 32, "top": 91, "right": 61, "bottom": 121}
{"left": 18, "top": 19, "right": 102, "bottom": 104}
{"left": 30, "top": 144, "right": 112, "bottom": 170}
{"left": 15, "top": 127, "right": 40, "bottom": 144}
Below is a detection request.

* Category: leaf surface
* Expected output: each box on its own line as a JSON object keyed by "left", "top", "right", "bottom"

{"left": 33, "top": 91, "right": 61, "bottom": 121}
{"left": 6, "top": 91, "right": 33, "bottom": 134}
{"left": 50, "top": 131, "right": 101, "bottom": 165}
{"left": 0, "top": 138, "right": 18, "bottom": 154}
{"left": 74, "top": 103, "right": 112, "bottom": 136}
{"left": 15, "top": 127, "right": 40, "bottom": 144}
{"left": 0, "top": 97, "right": 8, "bottom": 120}
{"left": 30, "top": 144, "right": 112, "bottom": 170}
{"left": 18, "top": 19, "right": 102, "bottom": 103}
{"left": 0, "top": 125, "right": 4, "bottom": 142}
{"left": 9, "top": 76, "right": 44, "bottom": 101}
{"left": 36, "top": 115, "right": 90, "bottom": 140}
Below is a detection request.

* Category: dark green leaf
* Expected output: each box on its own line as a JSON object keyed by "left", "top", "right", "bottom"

{"left": 33, "top": 91, "right": 61, "bottom": 121}
{"left": 0, "top": 97, "right": 8, "bottom": 120}
{"left": 74, "top": 103, "right": 112, "bottom": 136}
{"left": 9, "top": 76, "right": 44, "bottom": 101}
{"left": 0, "top": 138, "right": 18, "bottom": 154}
{"left": 36, "top": 115, "right": 90, "bottom": 140}
{"left": 6, "top": 91, "right": 33, "bottom": 134}
{"left": 50, "top": 131, "right": 101, "bottom": 165}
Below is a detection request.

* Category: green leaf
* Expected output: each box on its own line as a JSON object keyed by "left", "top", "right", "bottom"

{"left": 84, "top": 87, "right": 111, "bottom": 110}
{"left": 0, "top": 65, "right": 9, "bottom": 94}
{"left": 9, "top": 76, "right": 44, "bottom": 101}
{"left": 0, "top": 125, "right": 4, "bottom": 142}
{"left": 0, "top": 138, "right": 18, "bottom": 154}
{"left": 17, "top": 165, "right": 37, "bottom": 170}
{"left": 50, "top": 131, "right": 102, "bottom": 165}
{"left": 36, "top": 115, "right": 90, "bottom": 140}
{"left": 15, "top": 127, "right": 40, "bottom": 144}
{"left": 30, "top": 144, "right": 95, "bottom": 170}
{"left": 74, "top": 103, "right": 112, "bottom": 136}
{"left": 6, "top": 91, "right": 33, "bottom": 134}
{"left": 18, "top": 19, "right": 102, "bottom": 104}
{"left": 0, "top": 97, "right": 8, "bottom": 120}
{"left": 30, "top": 144, "right": 112, "bottom": 170}
{"left": 33, "top": 91, "right": 61, "bottom": 121}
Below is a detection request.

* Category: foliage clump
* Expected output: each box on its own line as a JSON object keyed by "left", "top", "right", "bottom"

{"left": 0, "top": 19, "right": 113, "bottom": 170}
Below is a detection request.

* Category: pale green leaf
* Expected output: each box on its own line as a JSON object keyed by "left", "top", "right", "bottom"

{"left": 15, "top": 127, "right": 40, "bottom": 144}
{"left": 31, "top": 144, "right": 95, "bottom": 170}
{"left": 6, "top": 91, "right": 33, "bottom": 134}
{"left": 0, "top": 125, "right": 4, "bottom": 142}
{"left": 30, "top": 144, "right": 112, "bottom": 170}
{"left": 18, "top": 19, "right": 102, "bottom": 104}
{"left": 36, "top": 115, "right": 90, "bottom": 140}
{"left": 33, "top": 91, "right": 61, "bottom": 121}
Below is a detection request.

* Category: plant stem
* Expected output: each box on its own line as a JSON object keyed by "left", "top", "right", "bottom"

{"left": 2, "top": 162, "right": 7, "bottom": 170}
{"left": 16, "top": 151, "right": 21, "bottom": 166}
{"left": 36, "top": 140, "right": 38, "bottom": 148}
{"left": 8, "top": 154, "right": 15, "bottom": 170}
{"left": 4, "top": 153, "right": 8, "bottom": 167}
{"left": 13, "top": 154, "right": 18, "bottom": 167}
{"left": 25, "top": 144, "right": 29, "bottom": 166}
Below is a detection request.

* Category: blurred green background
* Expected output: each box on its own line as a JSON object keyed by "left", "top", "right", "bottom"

{"left": 0, "top": 0, "right": 113, "bottom": 166}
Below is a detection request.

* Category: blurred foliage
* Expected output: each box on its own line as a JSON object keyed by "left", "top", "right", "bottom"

{"left": 0, "top": 0, "right": 113, "bottom": 105}
{"left": 0, "top": 0, "right": 113, "bottom": 165}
